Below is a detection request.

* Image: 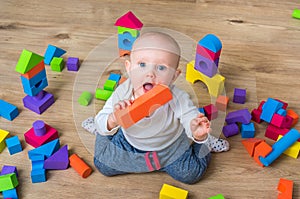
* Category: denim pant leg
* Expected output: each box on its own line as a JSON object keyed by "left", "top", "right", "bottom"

{"left": 162, "top": 142, "right": 211, "bottom": 184}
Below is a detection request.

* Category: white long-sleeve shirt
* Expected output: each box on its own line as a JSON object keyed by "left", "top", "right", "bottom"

{"left": 95, "top": 79, "right": 201, "bottom": 151}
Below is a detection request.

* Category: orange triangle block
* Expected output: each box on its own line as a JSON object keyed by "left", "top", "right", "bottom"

{"left": 277, "top": 178, "right": 293, "bottom": 199}
{"left": 242, "top": 138, "right": 265, "bottom": 157}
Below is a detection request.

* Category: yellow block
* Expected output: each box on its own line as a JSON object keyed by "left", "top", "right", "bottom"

{"left": 186, "top": 60, "right": 225, "bottom": 97}
{"left": 277, "top": 135, "right": 300, "bottom": 159}
{"left": 0, "top": 129, "right": 10, "bottom": 152}
{"left": 159, "top": 184, "right": 188, "bottom": 199}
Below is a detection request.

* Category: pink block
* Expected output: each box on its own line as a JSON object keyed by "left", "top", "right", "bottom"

{"left": 251, "top": 109, "right": 262, "bottom": 123}
{"left": 24, "top": 124, "right": 59, "bottom": 148}
{"left": 114, "top": 11, "right": 143, "bottom": 30}
{"left": 282, "top": 115, "right": 293, "bottom": 129}
{"left": 270, "top": 113, "right": 285, "bottom": 128}
{"left": 203, "top": 104, "right": 218, "bottom": 121}
{"left": 196, "top": 44, "right": 221, "bottom": 61}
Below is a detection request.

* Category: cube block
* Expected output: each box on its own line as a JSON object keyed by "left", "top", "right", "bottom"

{"left": 5, "top": 136, "right": 23, "bottom": 155}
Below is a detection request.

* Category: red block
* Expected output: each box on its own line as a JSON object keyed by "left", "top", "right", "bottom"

{"left": 270, "top": 113, "right": 285, "bottom": 128}
{"left": 265, "top": 124, "right": 289, "bottom": 141}
{"left": 196, "top": 44, "right": 221, "bottom": 61}
{"left": 282, "top": 115, "right": 293, "bottom": 129}
{"left": 251, "top": 109, "right": 262, "bottom": 123}
{"left": 258, "top": 101, "right": 265, "bottom": 112}
{"left": 203, "top": 104, "right": 218, "bottom": 121}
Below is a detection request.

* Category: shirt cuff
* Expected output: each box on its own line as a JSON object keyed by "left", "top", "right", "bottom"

{"left": 192, "top": 133, "right": 210, "bottom": 144}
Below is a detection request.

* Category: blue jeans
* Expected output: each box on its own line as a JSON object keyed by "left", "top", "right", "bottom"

{"left": 94, "top": 129, "right": 211, "bottom": 184}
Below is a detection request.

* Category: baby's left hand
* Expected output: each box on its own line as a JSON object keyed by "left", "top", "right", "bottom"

{"left": 190, "top": 113, "right": 211, "bottom": 141}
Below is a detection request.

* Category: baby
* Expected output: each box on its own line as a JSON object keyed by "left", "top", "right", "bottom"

{"left": 82, "top": 31, "right": 229, "bottom": 184}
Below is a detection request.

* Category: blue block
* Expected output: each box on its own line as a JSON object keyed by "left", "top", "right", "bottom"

{"left": 118, "top": 32, "right": 137, "bottom": 50}
{"left": 20, "top": 69, "right": 48, "bottom": 96}
{"left": 260, "top": 98, "right": 283, "bottom": 123}
{"left": 5, "top": 136, "right": 22, "bottom": 155}
{"left": 28, "top": 139, "right": 60, "bottom": 159}
{"left": 194, "top": 53, "right": 219, "bottom": 78}
{"left": 31, "top": 169, "right": 46, "bottom": 183}
{"left": 276, "top": 108, "right": 287, "bottom": 116}
{"left": 198, "top": 34, "right": 222, "bottom": 53}
{"left": 198, "top": 107, "right": 205, "bottom": 115}
{"left": 0, "top": 99, "right": 19, "bottom": 121}
{"left": 108, "top": 73, "right": 121, "bottom": 84}
{"left": 44, "top": 44, "right": 66, "bottom": 65}
{"left": 3, "top": 188, "right": 18, "bottom": 199}
{"left": 241, "top": 122, "right": 255, "bottom": 138}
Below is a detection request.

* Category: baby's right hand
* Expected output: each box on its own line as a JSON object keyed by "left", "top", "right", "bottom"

{"left": 113, "top": 99, "right": 133, "bottom": 111}
{"left": 107, "top": 100, "right": 133, "bottom": 130}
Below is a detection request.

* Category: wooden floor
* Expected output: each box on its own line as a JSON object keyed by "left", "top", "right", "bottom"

{"left": 1, "top": 0, "right": 300, "bottom": 198}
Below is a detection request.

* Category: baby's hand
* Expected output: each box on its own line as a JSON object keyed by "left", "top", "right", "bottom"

{"left": 107, "top": 100, "right": 133, "bottom": 130}
{"left": 190, "top": 113, "right": 211, "bottom": 141}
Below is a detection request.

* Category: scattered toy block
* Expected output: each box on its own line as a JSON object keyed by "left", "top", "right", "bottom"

{"left": 20, "top": 69, "right": 48, "bottom": 96}
{"left": 31, "top": 169, "right": 46, "bottom": 183}
{"left": 28, "top": 139, "right": 60, "bottom": 159}
{"left": 21, "top": 60, "right": 45, "bottom": 79}
{"left": 78, "top": 91, "right": 93, "bottom": 106}
{"left": 44, "top": 145, "right": 69, "bottom": 170}
{"left": 159, "top": 183, "right": 188, "bottom": 199}
{"left": 5, "top": 136, "right": 22, "bottom": 155}
{"left": 225, "top": 108, "right": 251, "bottom": 124}
{"left": 0, "top": 173, "right": 18, "bottom": 192}
{"left": 15, "top": 49, "right": 44, "bottom": 74}
{"left": 265, "top": 124, "right": 288, "bottom": 141}
{"left": 277, "top": 178, "right": 293, "bottom": 199}
{"left": 282, "top": 115, "right": 293, "bottom": 129}
{"left": 253, "top": 141, "right": 272, "bottom": 167}
{"left": 103, "top": 79, "right": 117, "bottom": 91}
{"left": 114, "top": 84, "right": 172, "bottom": 129}
{"left": 208, "top": 194, "right": 225, "bottom": 199}
{"left": 2, "top": 188, "right": 18, "bottom": 199}
{"left": 276, "top": 108, "right": 287, "bottom": 116}
{"left": 23, "top": 90, "right": 55, "bottom": 114}
{"left": 203, "top": 104, "right": 218, "bottom": 120}
{"left": 270, "top": 113, "right": 285, "bottom": 128}
{"left": 95, "top": 88, "right": 113, "bottom": 101}
{"left": 114, "top": 11, "right": 143, "bottom": 30}
{"left": 258, "top": 101, "right": 265, "bottom": 112}
{"left": 292, "top": 9, "right": 300, "bottom": 19}
{"left": 66, "top": 57, "right": 80, "bottom": 71}
{"left": 241, "top": 122, "right": 255, "bottom": 138}
{"left": 31, "top": 155, "right": 45, "bottom": 170}
{"left": 260, "top": 128, "right": 300, "bottom": 166}
{"left": 275, "top": 99, "right": 288, "bottom": 110}
{"left": 242, "top": 138, "right": 265, "bottom": 157}
{"left": 196, "top": 44, "right": 221, "bottom": 61}
{"left": 0, "top": 129, "right": 10, "bottom": 153}
{"left": 233, "top": 88, "right": 246, "bottom": 104}
{"left": 198, "top": 34, "right": 222, "bottom": 53}
{"left": 194, "top": 53, "right": 218, "bottom": 78}
{"left": 222, "top": 123, "right": 239, "bottom": 138}
{"left": 0, "top": 99, "right": 19, "bottom": 121}
{"left": 277, "top": 135, "right": 300, "bottom": 159}
{"left": 108, "top": 73, "right": 121, "bottom": 84}
{"left": 0, "top": 165, "right": 18, "bottom": 177}
{"left": 44, "top": 44, "right": 66, "bottom": 65}
{"left": 287, "top": 109, "right": 298, "bottom": 127}
{"left": 69, "top": 154, "right": 92, "bottom": 178}
{"left": 215, "top": 95, "right": 229, "bottom": 112}
{"left": 50, "top": 57, "right": 65, "bottom": 72}
{"left": 251, "top": 109, "right": 262, "bottom": 123}
{"left": 260, "top": 98, "right": 283, "bottom": 123}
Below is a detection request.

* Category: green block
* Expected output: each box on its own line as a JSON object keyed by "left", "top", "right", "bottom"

{"left": 15, "top": 49, "right": 44, "bottom": 74}
{"left": 104, "top": 80, "right": 117, "bottom": 91}
{"left": 208, "top": 194, "right": 225, "bottom": 199}
{"left": 78, "top": 91, "right": 93, "bottom": 106}
{"left": 292, "top": 9, "right": 300, "bottom": 19}
{"left": 50, "top": 57, "right": 64, "bottom": 72}
{"left": 0, "top": 173, "right": 19, "bottom": 192}
{"left": 95, "top": 89, "right": 113, "bottom": 101}
{"left": 117, "top": 26, "right": 139, "bottom": 37}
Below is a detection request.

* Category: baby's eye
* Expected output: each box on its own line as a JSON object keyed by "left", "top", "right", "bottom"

{"left": 139, "top": 62, "right": 146, "bottom": 67}
{"left": 157, "top": 65, "right": 167, "bottom": 71}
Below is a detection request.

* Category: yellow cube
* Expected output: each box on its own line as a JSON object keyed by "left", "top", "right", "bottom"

{"left": 159, "top": 184, "right": 188, "bottom": 199}
{"left": 277, "top": 135, "right": 300, "bottom": 159}
{"left": 0, "top": 129, "right": 10, "bottom": 152}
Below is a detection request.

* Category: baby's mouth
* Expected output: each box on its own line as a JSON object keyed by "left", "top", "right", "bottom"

{"left": 143, "top": 83, "right": 154, "bottom": 93}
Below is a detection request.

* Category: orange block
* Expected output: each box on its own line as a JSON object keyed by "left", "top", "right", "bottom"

{"left": 242, "top": 138, "right": 265, "bottom": 157}
{"left": 69, "top": 154, "right": 92, "bottom": 178}
{"left": 253, "top": 141, "right": 272, "bottom": 167}
{"left": 277, "top": 178, "right": 293, "bottom": 199}
{"left": 287, "top": 109, "right": 299, "bottom": 127}
{"left": 119, "top": 49, "right": 131, "bottom": 57}
{"left": 21, "top": 61, "right": 45, "bottom": 79}
{"left": 215, "top": 95, "right": 229, "bottom": 112}
{"left": 118, "top": 76, "right": 128, "bottom": 85}
{"left": 114, "top": 84, "right": 172, "bottom": 129}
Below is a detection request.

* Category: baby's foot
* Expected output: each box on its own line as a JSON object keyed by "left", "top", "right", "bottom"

{"left": 81, "top": 117, "right": 98, "bottom": 135}
{"left": 206, "top": 134, "right": 230, "bottom": 152}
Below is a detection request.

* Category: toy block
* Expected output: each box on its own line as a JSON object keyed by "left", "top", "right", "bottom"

{"left": 0, "top": 99, "right": 19, "bottom": 121}
{"left": 292, "top": 9, "right": 300, "bottom": 19}
{"left": 287, "top": 109, "right": 298, "bottom": 127}
{"left": 251, "top": 109, "right": 262, "bottom": 123}
{"left": 1, "top": 165, "right": 18, "bottom": 177}
{"left": 20, "top": 69, "right": 48, "bottom": 96}
{"left": 260, "top": 128, "right": 300, "bottom": 166}
{"left": 241, "top": 122, "right": 255, "bottom": 138}
{"left": 50, "top": 57, "right": 64, "bottom": 72}
{"left": 44, "top": 145, "right": 69, "bottom": 170}
{"left": 270, "top": 113, "right": 285, "bottom": 128}
{"left": 215, "top": 95, "right": 229, "bottom": 112}
{"left": 225, "top": 108, "right": 251, "bottom": 124}
{"left": 31, "top": 169, "right": 46, "bottom": 183}
{"left": 276, "top": 108, "right": 286, "bottom": 116}
{"left": 277, "top": 178, "right": 293, "bottom": 199}
{"left": 203, "top": 104, "right": 218, "bottom": 120}
{"left": 186, "top": 61, "right": 225, "bottom": 97}
{"left": 194, "top": 53, "right": 219, "bottom": 78}
{"left": 118, "top": 32, "right": 137, "bottom": 51}
{"left": 257, "top": 100, "right": 265, "bottom": 112}
{"left": 66, "top": 57, "right": 80, "bottom": 71}
{"left": 30, "top": 154, "right": 45, "bottom": 170}
{"left": 44, "top": 44, "right": 66, "bottom": 65}
{"left": 78, "top": 91, "right": 92, "bottom": 106}
{"left": 21, "top": 60, "right": 45, "bottom": 79}
{"left": 253, "top": 141, "right": 272, "bottom": 167}
{"left": 95, "top": 88, "right": 113, "bottom": 101}
{"left": 69, "top": 154, "right": 92, "bottom": 178}
{"left": 28, "top": 139, "right": 60, "bottom": 159}
{"left": 260, "top": 98, "right": 283, "bottom": 123}
{"left": 0, "top": 173, "right": 18, "bottom": 192}
{"left": 198, "top": 107, "right": 205, "bottom": 115}
{"left": 103, "top": 79, "right": 117, "bottom": 91}
{"left": 199, "top": 34, "right": 222, "bottom": 53}
{"left": 114, "top": 84, "right": 172, "bottom": 129}
{"left": 277, "top": 135, "right": 300, "bottom": 159}
{"left": 282, "top": 115, "right": 293, "bottom": 129}
{"left": 119, "top": 48, "right": 131, "bottom": 57}
{"left": 159, "top": 183, "right": 188, "bottom": 199}
{"left": 242, "top": 138, "right": 265, "bottom": 157}
{"left": 275, "top": 99, "right": 288, "bottom": 109}
{"left": 222, "top": 123, "right": 239, "bottom": 138}
{"left": 114, "top": 11, "right": 143, "bottom": 30}
{"left": 2, "top": 188, "right": 18, "bottom": 199}
{"left": 196, "top": 44, "right": 221, "bottom": 61}
{"left": 33, "top": 120, "right": 46, "bottom": 136}
{"left": 0, "top": 129, "right": 10, "bottom": 153}
{"left": 233, "top": 88, "right": 246, "bottom": 104}
{"left": 208, "top": 194, "right": 225, "bottom": 199}
{"left": 265, "top": 124, "right": 290, "bottom": 141}
{"left": 108, "top": 73, "right": 121, "bottom": 84}
{"left": 15, "top": 49, "right": 44, "bottom": 74}
{"left": 24, "top": 121, "right": 58, "bottom": 148}
{"left": 117, "top": 26, "right": 139, "bottom": 37}
{"left": 23, "top": 90, "right": 55, "bottom": 114}
{"left": 5, "top": 136, "right": 22, "bottom": 155}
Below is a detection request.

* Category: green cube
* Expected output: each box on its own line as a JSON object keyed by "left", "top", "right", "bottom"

{"left": 95, "top": 89, "right": 113, "bottom": 101}
{"left": 117, "top": 27, "right": 139, "bottom": 38}
{"left": 104, "top": 80, "right": 117, "bottom": 91}
{"left": 0, "top": 173, "right": 19, "bottom": 192}
{"left": 15, "top": 49, "right": 44, "bottom": 74}
{"left": 50, "top": 57, "right": 64, "bottom": 72}
{"left": 292, "top": 9, "right": 300, "bottom": 19}
{"left": 208, "top": 194, "right": 225, "bottom": 199}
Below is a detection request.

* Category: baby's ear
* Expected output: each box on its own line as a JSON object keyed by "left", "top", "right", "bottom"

{"left": 125, "top": 60, "right": 131, "bottom": 73}
{"left": 172, "top": 69, "right": 181, "bottom": 82}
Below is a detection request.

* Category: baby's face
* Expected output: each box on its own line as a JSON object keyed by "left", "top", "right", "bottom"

{"left": 125, "top": 48, "right": 180, "bottom": 98}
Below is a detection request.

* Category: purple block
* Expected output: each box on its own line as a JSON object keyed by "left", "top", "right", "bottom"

{"left": 0, "top": 165, "right": 18, "bottom": 177}
{"left": 23, "top": 90, "right": 54, "bottom": 114}
{"left": 225, "top": 108, "right": 251, "bottom": 124}
{"left": 44, "top": 145, "right": 69, "bottom": 170}
{"left": 66, "top": 57, "right": 80, "bottom": 71}
{"left": 222, "top": 123, "right": 239, "bottom": 137}
{"left": 33, "top": 120, "right": 46, "bottom": 136}
{"left": 233, "top": 88, "right": 246, "bottom": 104}
{"left": 194, "top": 53, "right": 219, "bottom": 78}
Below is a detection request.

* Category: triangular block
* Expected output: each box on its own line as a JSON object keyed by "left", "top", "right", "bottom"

{"left": 28, "top": 139, "right": 60, "bottom": 159}
{"left": 242, "top": 138, "right": 265, "bottom": 157}
{"left": 15, "top": 49, "right": 44, "bottom": 74}
{"left": 114, "top": 11, "right": 143, "bottom": 30}
{"left": 44, "top": 145, "right": 69, "bottom": 170}
{"left": 44, "top": 44, "right": 66, "bottom": 65}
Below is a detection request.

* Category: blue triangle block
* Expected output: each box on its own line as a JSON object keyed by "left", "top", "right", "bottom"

{"left": 198, "top": 34, "right": 222, "bottom": 53}
{"left": 44, "top": 145, "right": 69, "bottom": 170}
{"left": 28, "top": 139, "right": 60, "bottom": 159}
{"left": 44, "top": 44, "right": 66, "bottom": 65}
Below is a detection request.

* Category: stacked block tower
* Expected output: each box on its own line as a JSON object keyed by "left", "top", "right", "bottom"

{"left": 15, "top": 49, "right": 54, "bottom": 114}
{"left": 114, "top": 11, "right": 143, "bottom": 57}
